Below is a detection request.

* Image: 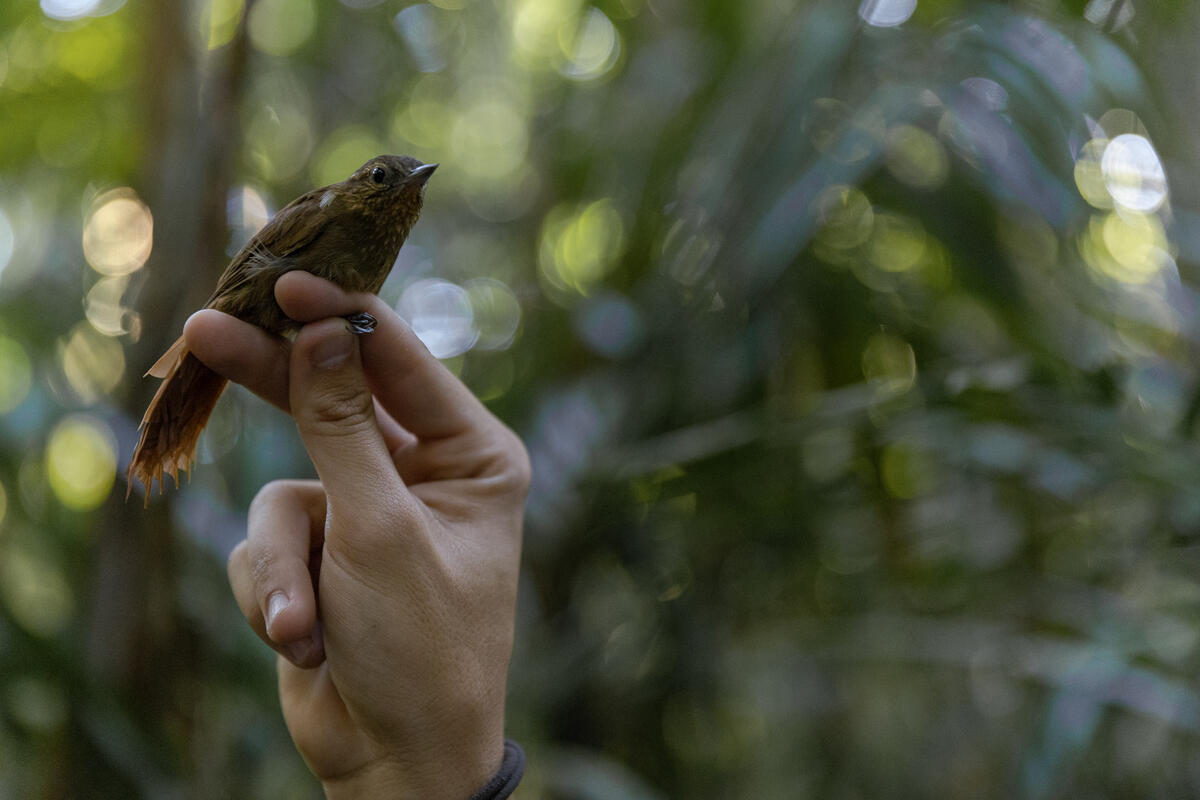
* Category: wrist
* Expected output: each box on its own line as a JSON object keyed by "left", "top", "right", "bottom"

{"left": 321, "top": 737, "right": 504, "bottom": 800}
{"left": 321, "top": 760, "right": 407, "bottom": 800}
{"left": 467, "top": 740, "right": 526, "bottom": 800}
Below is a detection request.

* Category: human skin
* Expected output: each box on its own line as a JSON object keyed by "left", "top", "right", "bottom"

{"left": 183, "top": 271, "right": 530, "bottom": 799}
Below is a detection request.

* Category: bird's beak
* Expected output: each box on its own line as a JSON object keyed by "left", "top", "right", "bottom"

{"left": 408, "top": 162, "right": 438, "bottom": 186}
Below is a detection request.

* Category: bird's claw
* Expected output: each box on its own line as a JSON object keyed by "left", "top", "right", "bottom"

{"left": 344, "top": 312, "right": 377, "bottom": 334}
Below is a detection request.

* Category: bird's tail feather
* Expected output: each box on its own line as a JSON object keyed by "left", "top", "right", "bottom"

{"left": 127, "top": 338, "right": 228, "bottom": 504}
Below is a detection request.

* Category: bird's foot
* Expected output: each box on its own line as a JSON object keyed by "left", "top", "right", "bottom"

{"left": 344, "top": 312, "right": 377, "bottom": 334}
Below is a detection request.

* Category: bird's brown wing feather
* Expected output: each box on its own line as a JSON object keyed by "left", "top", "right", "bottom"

{"left": 205, "top": 188, "right": 331, "bottom": 305}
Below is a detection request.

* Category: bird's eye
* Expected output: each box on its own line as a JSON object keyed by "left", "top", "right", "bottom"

{"left": 371, "top": 166, "right": 386, "bottom": 184}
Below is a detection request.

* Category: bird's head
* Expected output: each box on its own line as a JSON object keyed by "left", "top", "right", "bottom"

{"left": 338, "top": 154, "right": 438, "bottom": 228}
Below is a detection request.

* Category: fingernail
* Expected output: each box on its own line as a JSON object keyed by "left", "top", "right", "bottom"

{"left": 266, "top": 591, "right": 288, "bottom": 633}
{"left": 310, "top": 326, "right": 354, "bottom": 369}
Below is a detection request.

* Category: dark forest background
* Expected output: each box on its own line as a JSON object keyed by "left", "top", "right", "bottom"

{"left": 4, "top": 0, "right": 1200, "bottom": 797}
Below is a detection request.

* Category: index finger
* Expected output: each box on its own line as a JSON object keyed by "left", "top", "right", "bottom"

{"left": 275, "top": 271, "right": 493, "bottom": 440}
{"left": 184, "top": 309, "right": 291, "bottom": 410}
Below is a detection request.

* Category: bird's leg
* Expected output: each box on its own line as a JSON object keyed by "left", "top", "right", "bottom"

{"left": 344, "top": 312, "right": 377, "bottom": 334}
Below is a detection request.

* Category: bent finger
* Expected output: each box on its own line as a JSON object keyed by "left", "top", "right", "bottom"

{"left": 229, "top": 479, "right": 327, "bottom": 668}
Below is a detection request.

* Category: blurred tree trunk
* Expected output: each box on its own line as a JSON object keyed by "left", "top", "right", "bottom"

{"left": 81, "top": 0, "right": 253, "bottom": 789}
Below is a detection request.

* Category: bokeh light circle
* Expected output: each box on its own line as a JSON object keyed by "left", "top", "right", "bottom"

{"left": 465, "top": 278, "right": 521, "bottom": 351}
{"left": 1074, "top": 138, "right": 1113, "bottom": 209}
{"left": 45, "top": 414, "right": 117, "bottom": 511}
{"left": 396, "top": 279, "right": 478, "bottom": 359}
{"left": 538, "top": 199, "right": 625, "bottom": 298}
{"left": 451, "top": 98, "right": 530, "bottom": 181}
{"left": 559, "top": 7, "right": 621, "bottom": 81}
{"left": 311, "top": 126, "right": 385, "bottom": 188}
{"left": 814, "top": 185, "right": 874, "bottom": 251}
{"left": 248, "top": 0, "right": 316, "bottom": 56}
{"left": 1102, "top": 134, "right": 1167, "bottom": 213}
{"left": 82, "top": 189, "right": 153, "bottom": 276}
{"left": 85, "top": 276, "right": 137, "bottom": 337}
{"left": 858, "top": 0, "right": 917, "bottom": 27}
{"left": 394, "top": 4, "right": 447, "bottom": 73}
{"left": 862, "top": 333, "right": 916, "bottom": 394}
{"left": 40, "top": 0, "right": 100, "bottom": 21}
{"left": 885, "top": 126, "right": 948, "bottom": 190}
{"left": 59, "top": 321, "right": 125, "bottom": 403}
{"left": 1, "top": 545, "right": 74, "bottom": 637}
{"left": 0, "top": 209, "right": 15, "bottom": 277}
{"left": 574, "top": 291, "right": 644, "bottom": 358}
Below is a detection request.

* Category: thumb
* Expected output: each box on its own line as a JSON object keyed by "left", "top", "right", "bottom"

{"left": 289, "top": 319, "right": 410, "bottom": 531}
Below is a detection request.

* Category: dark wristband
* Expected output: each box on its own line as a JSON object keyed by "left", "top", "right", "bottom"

{"left": 468, "top": 739, "right": 525, "bottom": 800}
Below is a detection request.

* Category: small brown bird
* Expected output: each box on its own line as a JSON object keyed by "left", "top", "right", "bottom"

{"left": 127, "top": 154, "right": 437, "bottom": 500}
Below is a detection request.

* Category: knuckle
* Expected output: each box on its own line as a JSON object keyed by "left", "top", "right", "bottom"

{"left": 449, "top": 425, "right": 532, "bottom": 502}
{"left": 300, "top": 381, "right": 375, "bottom": 438}
{"left": 325, "top": 502, "right": 426, "bottom": 577}
{"left": 227, "top": 540, "right": 247, "bottom": 576}
{"left": 500, "top": 430, "right": 532, "bottom": 495}
{"left": 249, "top": 479, "right": 292, "bottom": 514}
{"left": 250, "top": 549, "right": 276, "bottom": 590}
{"left": 488, "top": 426, "right": 532, "bottom": 496}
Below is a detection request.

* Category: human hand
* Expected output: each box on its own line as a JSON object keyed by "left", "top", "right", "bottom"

{"left": 185, "top": 271, "right": 529, "bottom": 799}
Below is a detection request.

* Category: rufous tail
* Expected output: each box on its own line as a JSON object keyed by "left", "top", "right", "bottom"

{"left": 126, "top": 336, "right": 228, "bottom": 504}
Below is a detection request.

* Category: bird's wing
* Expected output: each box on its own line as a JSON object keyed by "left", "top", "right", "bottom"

{"left": 205, "top": 188, "right": 331, "bottom": 305}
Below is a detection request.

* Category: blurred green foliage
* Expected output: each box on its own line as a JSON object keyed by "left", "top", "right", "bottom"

{"left": 3, "top": 0, "right": 1200, "bottom": 797}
